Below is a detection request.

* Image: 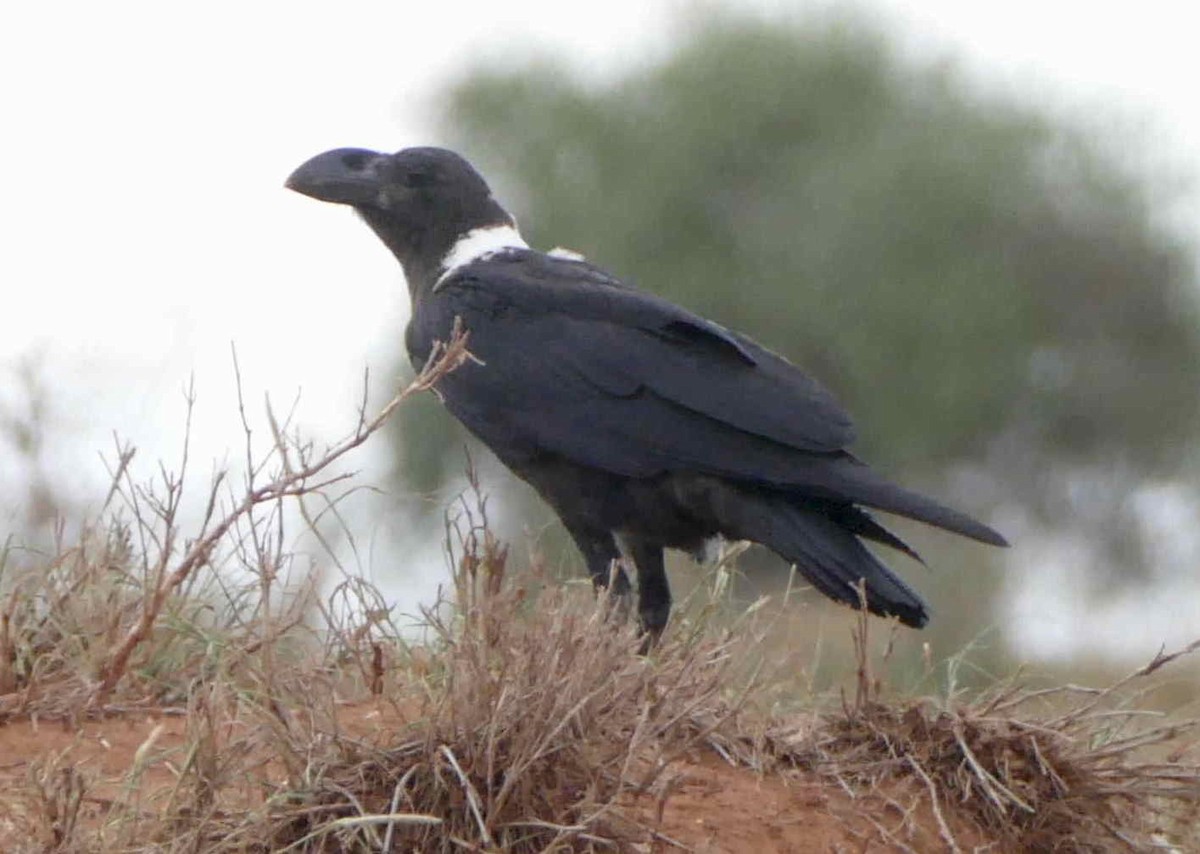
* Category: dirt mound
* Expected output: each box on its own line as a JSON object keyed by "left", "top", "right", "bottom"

{"left": 1, "top": 389, "right": 1196, "bottom": 851}
{"left": 627, "top": 751, "right": 988, "bottom": 852}
{"left": 0, "top": 708, "right": 988, "bottom": 852}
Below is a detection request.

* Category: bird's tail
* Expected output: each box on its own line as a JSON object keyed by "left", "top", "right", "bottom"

{"left": 705, "top": 483, "right": 930, "bottom": 627}
{"left": 812, "top": 459, "right": 1008, "bottom": 548}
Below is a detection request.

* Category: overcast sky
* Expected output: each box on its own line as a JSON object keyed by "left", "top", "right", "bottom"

{"left": 2, "top": 0, "right": 1197, "bottom": 658}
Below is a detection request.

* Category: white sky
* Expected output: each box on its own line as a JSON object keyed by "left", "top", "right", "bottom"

{"left": 1, "top": 0, "right": 1197, "bottom": 659}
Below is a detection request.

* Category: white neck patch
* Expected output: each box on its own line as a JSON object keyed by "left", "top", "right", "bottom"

{"left": 435, "top": 224, "right": 529, "bottom": 288}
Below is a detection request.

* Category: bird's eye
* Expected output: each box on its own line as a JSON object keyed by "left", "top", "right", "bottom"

{"left": 403, "top": 169, "right": 436, "bottom": 189}
{"left": 341, "top": 151, "right": 371, "bottom": 171}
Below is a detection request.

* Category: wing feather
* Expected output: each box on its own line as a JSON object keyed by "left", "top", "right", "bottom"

{"left": 405, "top": 253, "right": 1006, "bottom": 548}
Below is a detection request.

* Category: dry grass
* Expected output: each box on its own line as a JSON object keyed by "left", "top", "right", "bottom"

{"left": 186, "top": 495, "right": 747, "bottom": 852}
{"left": 3, "top": 333, "right": 1200, "bottom": 852}
{"left": 0, "top": 329, "right": 475, "bottom": 724}
{"left": 8, "top": 515, "right": 1196, "bottom": 853}
{"left": 718, "top": 599, "right": 1200, "bottom": 852}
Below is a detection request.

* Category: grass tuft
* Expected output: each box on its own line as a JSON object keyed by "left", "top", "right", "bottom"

{"left": 185, "top": 480, "right": 746, "bottom": 852}
{"left": 2, "top": 335, "right": 1199, "bottom": 851}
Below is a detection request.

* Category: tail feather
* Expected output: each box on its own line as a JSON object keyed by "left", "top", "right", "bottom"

{"left": 811, "top": 460, "right": 1008, "bottom": 548}
{"left": 712, "top": 486, "right": 929, "bottom": 627}
{"left": 824, "top": 503, "right": 924, "bottom": 564}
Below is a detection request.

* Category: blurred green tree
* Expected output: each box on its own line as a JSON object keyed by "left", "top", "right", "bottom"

{"left": 387, "top": 14, "right": 1200, "bottom": 640}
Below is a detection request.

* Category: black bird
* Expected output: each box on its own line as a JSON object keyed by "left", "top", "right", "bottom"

{"left": 286, "top": 146, "right": 1007, "bottom": 637}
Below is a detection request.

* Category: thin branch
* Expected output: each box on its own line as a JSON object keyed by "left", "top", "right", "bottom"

{"left": 89, "top": 325, "right": 471, "bottom": 706}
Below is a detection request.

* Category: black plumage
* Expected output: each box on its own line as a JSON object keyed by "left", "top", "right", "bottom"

{"left": 286, "top": 146, "right": 1007, "bottom": 637}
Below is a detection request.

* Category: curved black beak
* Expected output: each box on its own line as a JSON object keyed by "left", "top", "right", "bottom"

{"left": 285, "top": 147, "right": 387, "bottom": 206}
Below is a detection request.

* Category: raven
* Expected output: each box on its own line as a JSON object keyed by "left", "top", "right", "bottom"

{"left": 286, "top": 146, "right": 1006, "bottom": 637}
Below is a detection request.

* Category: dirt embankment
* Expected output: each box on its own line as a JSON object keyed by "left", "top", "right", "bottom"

{"left": 1, "top": 706, "right": 992, "bottom": 852}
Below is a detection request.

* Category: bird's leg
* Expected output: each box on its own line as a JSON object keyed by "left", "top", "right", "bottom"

{"left": 564, "top": 523, "right": 632, "bottom": 620}
{"left": 577, "top": 537, "right": 631, "bottom": 596}
{"left": 624, "top": 537, "right": 671, "bottom": 648}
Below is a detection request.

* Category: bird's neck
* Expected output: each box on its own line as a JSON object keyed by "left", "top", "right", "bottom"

{"left": 357, "top": 201, "right": 520, "bottom": 301}
{"left": 432, "top": 224, "right": 529, "bottom": 288}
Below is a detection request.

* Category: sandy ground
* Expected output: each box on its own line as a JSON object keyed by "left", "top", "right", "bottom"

{"left": 0, "top": 705, "right": 995, "bottom": 852}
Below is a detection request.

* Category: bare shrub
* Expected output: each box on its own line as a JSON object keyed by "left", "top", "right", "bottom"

{"left": 3, "top": 324, "right": 1198, "bottom": 852}
{"left": 739, "top": 601, "right": 1200, "bottom": 852}
{"left": 189, "top": 476, "right": 746, "bottom": 852}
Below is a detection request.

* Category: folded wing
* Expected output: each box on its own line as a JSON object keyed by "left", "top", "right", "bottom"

{"left": 413, "top": 254, "right": 1005, "bottom": 547}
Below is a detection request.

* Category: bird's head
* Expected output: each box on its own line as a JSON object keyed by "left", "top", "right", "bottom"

{"left": 286, "top": 146, "right": 517, "bottom": 295}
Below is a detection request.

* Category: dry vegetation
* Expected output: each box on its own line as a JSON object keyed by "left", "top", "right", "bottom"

{"left": 2, "top": 334, "right": 1199, "bottom": 852}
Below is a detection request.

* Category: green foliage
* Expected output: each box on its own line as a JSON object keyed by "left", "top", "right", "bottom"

{"left": 388, "top": 13, "right": 1200, "bottom": 599}
{"left": 435, "top": 17, "right": 1198, "bottom": 466}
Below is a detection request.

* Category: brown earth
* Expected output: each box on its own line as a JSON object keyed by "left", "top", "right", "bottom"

{"left": 0, "top": 706, "right": 990, "bottom": 853}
